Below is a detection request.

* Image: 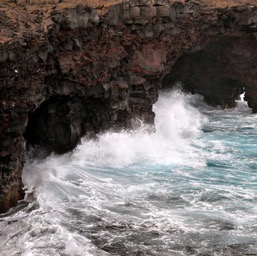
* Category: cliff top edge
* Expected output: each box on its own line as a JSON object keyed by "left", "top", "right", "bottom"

{"left": 1, "top": 0, "right": 257, "bottom": 11}
{"left": 0, "top": 0, "right": 256, "bottom": 45}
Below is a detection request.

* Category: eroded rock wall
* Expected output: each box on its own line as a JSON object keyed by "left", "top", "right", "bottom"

{"left": 0, "top": 0, "right": 257, "bottom": 212}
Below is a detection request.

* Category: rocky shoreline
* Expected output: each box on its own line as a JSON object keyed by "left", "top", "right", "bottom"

{"left": 0, "top": 0, "right": 257, "bottom": 213}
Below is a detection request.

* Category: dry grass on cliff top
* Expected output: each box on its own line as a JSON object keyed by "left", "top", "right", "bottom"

{"left": 0, "top": 0, "right": 127, "bottom": 16}
{"left": 2, "top": 0, "right": 257, "bottom": 10}
{"left": 2, "top": 0, "right": 127, "bottom": 12}
{"left": 199, "top": 0, "right": 257, "bottom": 7}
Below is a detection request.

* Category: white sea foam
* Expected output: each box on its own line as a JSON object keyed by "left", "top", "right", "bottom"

{"left": 71, "top": 90, "right": 207, "bottom": 169}
{"left": 1, "top": 89, "right": 257, "bottom": 256}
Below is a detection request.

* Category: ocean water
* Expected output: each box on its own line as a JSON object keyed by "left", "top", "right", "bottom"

{"left": 1, "top": 90, "right": 257, "bottom": 256}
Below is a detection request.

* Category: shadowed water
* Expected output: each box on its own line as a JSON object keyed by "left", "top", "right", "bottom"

{"left": 1, "top": 90, "right": 257, "bottom": 256}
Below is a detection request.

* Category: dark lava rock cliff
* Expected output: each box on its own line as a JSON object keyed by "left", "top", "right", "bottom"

{"left": 0, "top": 0, "right": 257, "bottom": 213}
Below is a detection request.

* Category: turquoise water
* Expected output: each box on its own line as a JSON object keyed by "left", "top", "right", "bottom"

{"left": 1, "top": 90, "right": 257, "bottom": 256}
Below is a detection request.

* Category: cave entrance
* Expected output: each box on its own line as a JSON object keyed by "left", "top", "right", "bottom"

{"left": 162, "top": 36, "right": 257, "bottom": 110}
{"left": 24, "top": 96, "right": 74, "bottom": 155}
{"left": 24, "top": 96, "right": 111, "bottom": 155}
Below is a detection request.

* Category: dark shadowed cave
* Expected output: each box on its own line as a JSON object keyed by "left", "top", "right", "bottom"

{"left": 24, "top": 96, "right": 113, "bottom": 154}
{"left": 162, "top": 36, "right": 257, "bottom": 110}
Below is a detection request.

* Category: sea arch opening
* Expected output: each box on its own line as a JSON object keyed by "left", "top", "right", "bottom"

{"left": 161, "top": 36, "right": 257, "bottom": 112}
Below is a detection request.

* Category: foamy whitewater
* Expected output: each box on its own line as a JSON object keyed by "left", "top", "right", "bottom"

{"left": 1, "top": 90, "right": 257, "bottom": 256}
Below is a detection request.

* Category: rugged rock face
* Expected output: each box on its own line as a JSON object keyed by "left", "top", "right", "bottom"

{"left": 0, "top": 0, "right": 257, "bottom": 213}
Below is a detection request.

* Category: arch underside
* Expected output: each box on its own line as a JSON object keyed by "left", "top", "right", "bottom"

{"left": 162, "top": 36, "right": 257, "bottom": 111}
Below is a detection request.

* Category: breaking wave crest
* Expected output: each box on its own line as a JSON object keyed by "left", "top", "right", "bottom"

{"left": 1, "top": 90, "right": 257, "bottom": 256}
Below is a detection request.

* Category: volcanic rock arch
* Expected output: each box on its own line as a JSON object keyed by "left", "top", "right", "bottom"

{"left": 162, "top": 36, "right": 257, "bottom": 110}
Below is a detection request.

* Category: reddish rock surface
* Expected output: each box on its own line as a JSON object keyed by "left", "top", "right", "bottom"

{"left": 0, "top": 0, "right": 257, "bottom": 213}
